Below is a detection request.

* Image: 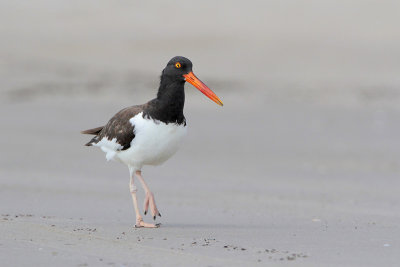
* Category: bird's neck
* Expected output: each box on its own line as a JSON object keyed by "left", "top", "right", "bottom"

{"left": 150, "top": 77, "right": 186, "bottom": 124}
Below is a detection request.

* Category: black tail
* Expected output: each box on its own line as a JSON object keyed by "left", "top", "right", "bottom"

{"left": 84, "top": 136, "right": 101, "bottom": 147}
{"left": 81, "top": 126, "right": 103, "bottom": 146}
{"left": 84, "top": 140, "right": 94, "bottom": 146}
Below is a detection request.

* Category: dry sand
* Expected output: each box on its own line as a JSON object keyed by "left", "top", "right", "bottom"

{"left": 1, "top": 1, "right": 400, "bottom": 266}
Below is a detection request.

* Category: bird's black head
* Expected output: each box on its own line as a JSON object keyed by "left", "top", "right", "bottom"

{"left": 159, "top": 56, "right": 223, "bottom": 106}
{"left": 162, "top": 56, "right": 193, "bottom": 80}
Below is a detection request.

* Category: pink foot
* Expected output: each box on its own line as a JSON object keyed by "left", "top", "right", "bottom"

{"left": 143, "top": 192, "right": 161, "bottom": 220}
{"left": 135, "top": 217, "right": 160, "bottom": 228}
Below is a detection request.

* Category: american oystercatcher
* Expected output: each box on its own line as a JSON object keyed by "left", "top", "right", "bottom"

{"left": 82, "top": 56, "right": 223, "bottom": 228}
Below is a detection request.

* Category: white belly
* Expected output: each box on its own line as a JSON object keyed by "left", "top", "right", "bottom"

{"left": 115, "top": 112, "right": 187, "bottom": 170}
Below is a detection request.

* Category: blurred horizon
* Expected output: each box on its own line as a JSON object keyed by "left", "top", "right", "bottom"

{"left": 1, "top": 0, "right": 400, "bottom": 108}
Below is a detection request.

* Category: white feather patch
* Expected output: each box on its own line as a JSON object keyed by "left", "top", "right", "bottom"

{"left": 93, "top": 137, "right": 123, "bottom": 161}
{"left": 116, "top": 112, "right": 187, "bottom": 170}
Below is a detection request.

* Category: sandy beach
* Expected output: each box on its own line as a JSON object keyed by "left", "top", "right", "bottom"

{"left": 1, "top": 1, "right": 400, "bottom": 266}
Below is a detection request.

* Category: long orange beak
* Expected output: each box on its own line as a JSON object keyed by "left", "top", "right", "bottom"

{"left": 183, "top": 72, "right": 223, "bottom": 106}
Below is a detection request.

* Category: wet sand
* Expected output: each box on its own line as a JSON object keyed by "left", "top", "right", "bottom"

{"left": 1, "top": 1, "right": 400, "bottom": 266}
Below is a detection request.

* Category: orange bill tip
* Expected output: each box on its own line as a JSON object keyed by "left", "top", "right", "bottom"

{"left": 183, "top": 72, "right": 223, "bottom": 106}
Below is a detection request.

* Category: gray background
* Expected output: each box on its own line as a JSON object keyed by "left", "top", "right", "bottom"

{"left": 1, "top": 1, "right": 399, "bottom": 266}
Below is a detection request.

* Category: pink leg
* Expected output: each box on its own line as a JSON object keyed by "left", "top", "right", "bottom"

{"left": 136, "top": 170, "right": 161, "bottom": 220}
{"left": 129, "top": 168, "right": 159, "bottom": 228}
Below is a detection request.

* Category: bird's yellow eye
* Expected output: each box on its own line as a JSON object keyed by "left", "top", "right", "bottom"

{"left": 175, "top": 62, "right": 181, "bottom": 68}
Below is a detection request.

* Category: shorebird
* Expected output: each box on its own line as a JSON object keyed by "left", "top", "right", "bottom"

{"left": 82, "top": 56, "right": 223, "bottom": 228}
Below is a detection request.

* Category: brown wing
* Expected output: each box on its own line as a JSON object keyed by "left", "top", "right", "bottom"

{"left": 83, "top": 105, "right": 144, "bottom": 150}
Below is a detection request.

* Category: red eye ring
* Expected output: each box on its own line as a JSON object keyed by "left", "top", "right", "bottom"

{"left": 175, "top": 62, "right": 181, "bottom": 68}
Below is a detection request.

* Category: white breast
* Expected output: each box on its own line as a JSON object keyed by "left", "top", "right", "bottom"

{"left": 115, "top": 112, "right": 187, "bottom": 170}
